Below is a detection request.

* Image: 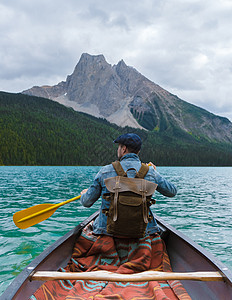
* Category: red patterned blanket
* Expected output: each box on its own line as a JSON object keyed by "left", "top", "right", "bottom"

{"left": 31, "top": 222, "right": 191, "bottom": 299}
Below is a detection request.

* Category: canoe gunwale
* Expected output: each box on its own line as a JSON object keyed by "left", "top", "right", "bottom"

{"left": 0, "top": 211, "right": 99, "bottom": 300}
{"left": 155, "top": 214, "right": 232, "bottom": 286}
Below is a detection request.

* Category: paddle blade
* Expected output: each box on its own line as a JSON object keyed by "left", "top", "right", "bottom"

{"left": 13, "top": 204, "right": 57, "bottom": 229}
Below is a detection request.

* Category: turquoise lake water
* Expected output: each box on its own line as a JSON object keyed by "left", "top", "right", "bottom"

{"left": 0, "top": 166, "right": 232, "bottom": 295}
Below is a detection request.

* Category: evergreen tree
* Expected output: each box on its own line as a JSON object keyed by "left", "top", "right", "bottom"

{"left": 0, "top": 91, "right": 232, "bottom": 166}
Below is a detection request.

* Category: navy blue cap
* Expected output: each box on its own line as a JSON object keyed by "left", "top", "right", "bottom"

{"left": 113, "top": 133, "right": 142, "bottom": 152}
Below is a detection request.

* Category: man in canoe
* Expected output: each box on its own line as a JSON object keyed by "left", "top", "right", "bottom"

{"left": 27, "top": 134, "right": 191, "bottom": 300}
{"left": 80, "top": 133, "right": 177, "bottom": 237}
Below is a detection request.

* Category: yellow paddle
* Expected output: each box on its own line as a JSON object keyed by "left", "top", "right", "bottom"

{"left": 13, "top": 195, "right": 81, "bottom": 229}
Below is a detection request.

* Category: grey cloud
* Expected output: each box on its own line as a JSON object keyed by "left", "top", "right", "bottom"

{"left": 1, "top": 0, "right": 232, "bottom": 121}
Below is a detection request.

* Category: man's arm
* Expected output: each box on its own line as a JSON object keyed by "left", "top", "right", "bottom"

{"left": 155, "top": 173, "right": 177, "bottom": 197}
{"left": 148, "top": 162, "right": 177, "bottom": 197}
{"left": 80, "top": 171, "right": 102, "bottom": 207}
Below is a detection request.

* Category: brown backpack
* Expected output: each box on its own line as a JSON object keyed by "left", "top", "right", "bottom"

{"left": 103, "top": 161, "right": 157, "bottom": 238}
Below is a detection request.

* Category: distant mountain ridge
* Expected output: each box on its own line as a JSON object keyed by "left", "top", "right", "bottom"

{"left": 22, "top": 53, "right": 232, "bottom": 143}
{"left": 1, "top": 91, "right": 232, "bottom": 166}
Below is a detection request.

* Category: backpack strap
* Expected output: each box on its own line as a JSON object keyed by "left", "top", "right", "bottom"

{"left": 112, "top": 161, "right": 149, "bottom": 178}
{"left": 112, "top": 161, "right": 127, "bottom": 177}
{"left": 135, "top": 163, "right": 149, "bottom": 179}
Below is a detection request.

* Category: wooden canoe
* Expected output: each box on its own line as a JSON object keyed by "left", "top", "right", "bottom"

{"left": 1, "top": 210, "right": 232, "bottom": 300}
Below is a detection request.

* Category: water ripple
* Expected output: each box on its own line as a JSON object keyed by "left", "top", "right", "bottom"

{"left": 0, "top": 166, "right": 231, "bottom": 295}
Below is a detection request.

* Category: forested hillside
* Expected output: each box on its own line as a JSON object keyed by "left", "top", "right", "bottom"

{"left": 0, "top": 91, "right": 232, "bottom": 166}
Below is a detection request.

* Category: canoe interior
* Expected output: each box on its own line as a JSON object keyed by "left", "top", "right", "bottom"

{"left": 1, "top": 211, "right": 232, "bottom": 300}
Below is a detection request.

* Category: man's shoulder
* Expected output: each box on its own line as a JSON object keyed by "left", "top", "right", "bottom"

{"left": 99, "top": 163, "right": 115, "bottom": 176}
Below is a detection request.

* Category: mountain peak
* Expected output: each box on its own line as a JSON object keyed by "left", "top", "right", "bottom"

{"left": 71, "top": 53, "right": 110, "bottom": 77}
{"left": 22, "top": 53, "right": 232, "bottom": 143}
{"left": 116, "top": 59, "right": 126, "bottom": 67}
{"left": 79, "top": 53, "right": 107, "bottom": 65}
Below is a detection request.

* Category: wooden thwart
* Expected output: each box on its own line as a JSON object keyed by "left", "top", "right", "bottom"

{"left": 31, "top": 270, "right": 225, "bottom": 282}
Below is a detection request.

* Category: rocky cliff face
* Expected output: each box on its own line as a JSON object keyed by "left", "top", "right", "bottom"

{"left": 22, "top": 53, "right": 232, "bottom": 143}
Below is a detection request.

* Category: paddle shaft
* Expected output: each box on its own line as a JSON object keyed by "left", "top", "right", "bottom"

{"left": 31, "top": 270, "right": 225, "bottom": 282}
{"left": 17, "top": 195, "right": 81, "bottom": 223}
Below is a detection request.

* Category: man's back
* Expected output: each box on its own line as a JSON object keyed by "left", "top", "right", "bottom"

{"left": 80, "top": 133, "right": 177, "bottom": 236}
{"left": 81, "top": 153, "right": 177, "bottom": 236}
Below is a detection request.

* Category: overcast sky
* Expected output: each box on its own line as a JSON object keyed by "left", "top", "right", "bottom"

{"left": 1, "top": 0, "right": 232, "bottom": 121}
